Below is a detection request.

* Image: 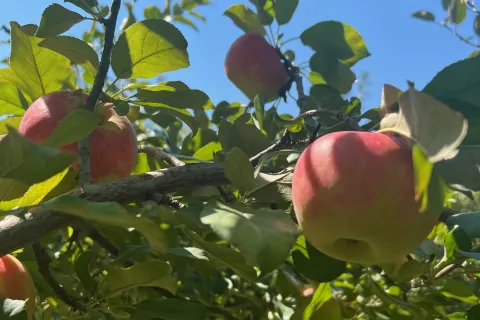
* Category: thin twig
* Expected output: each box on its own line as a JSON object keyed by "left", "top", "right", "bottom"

{"left": 78, "top": 0, "right": 122, "bottom": 185}
{"left": 250, "top": 131, "right": 292, "bottom": 167}
{"left": 32, "top": 243, "right": 86, "bottom": 311}
{"left": 291, "top": 108, "right": 362, "bottom": 131}
{"left": 150, "top": 192, "right": 186, "bottom": 210}
{"left": 138, "top": 145, "right": 185, "bottom": 167}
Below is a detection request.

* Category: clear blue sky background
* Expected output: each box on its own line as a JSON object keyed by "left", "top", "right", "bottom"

{"left": 0, "top": 0, "right": 477, "bottom": 116}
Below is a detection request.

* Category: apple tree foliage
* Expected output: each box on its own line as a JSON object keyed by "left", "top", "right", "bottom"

{"left": 0, "top": 0, "right": 480, "bottom": 319}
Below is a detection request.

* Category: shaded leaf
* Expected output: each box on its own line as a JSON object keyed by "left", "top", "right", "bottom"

{"left": 0, "top": 128, "right": 76, "bottom": 185}
{"left": 100, "top": 260, "right": 177, "bottom": 298}
{"left": 0, "top": 116, "right": 21, "bottom": 134}
{"left": 65, "top": 0, "right": 99, "bottom": 14}
{"left": 309, "top": 53, "right": 356, "bottom": 94}
{"left": 443, "top": 226, "right": 472, "bottom": 263}
{"left": 442, "top": 0, "right": 467, "bottom": 24}
{"left": 301, "top": 21, "right": 370, "bottom": 67}
{"left": 412, "top": 10, "right": 436, "bottom": 22}
{"left": 275, "top": 0, "right": 298, "bottom": 25}
{"left": 111, "top": 19, "right": 189, "bottom": 79}
{"left": 186, "top": 230, "right": 257, "bottom": 281}
{"left": 41, "top": 195, "right": 167, "bottom": 252}
{"left": 38, "top": 36, "right": 100, "bottom": 75}
{"left": 130, "top": 299, "right": 209, "bottom": 320}
{"left": 42, "top": 109, "right": 99, "bottom": 148}
{"left": 134, "top": 81, "right": 214, "bottom": 110}
{"left": 223, "top": 147, "right": 256, "bottom": 192}
{"left": 36, "top": 4, "right": 85, "bottom": 37}
{"left": 224, "top": 4, "right": 266, "bottom": 35}
{"left": 200, "top": 200, "right": 299, "bottom": 274}
{"left": 292, "top": 235, "right": 346, "bottom": 283}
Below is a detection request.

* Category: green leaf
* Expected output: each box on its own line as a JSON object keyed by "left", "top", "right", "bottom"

{"left": 0, "top": 128, "right": 76, "bottom": 185}
{"left": 251, "top": 0, "right": 275, "bottom": 25}
{"left": 411, "top": 143, "right": 448, "bottom": 216}
{"left": 111, "top": 19, "right": 189, "bottom": 79}
{"left": 130, "top": 299, "right": 209, "bottom": 320}
{"left": 148, "top": 107, "right": 198, "bottom": 137}
{"left": 292, "top": 235, "right": 346, "bottom": 283}
{"left": 275, "top": 0, "right": 298, "bottom": 25}
{"left": 186, "top": 230, "right": 257, "bottom": 281}
{"left": 110, "top": 100, "right": 129, "bottom": 116}
{"left": 218, "top": 115, "right": 271, "bottom": 157}
{"left": 74, "top": 250, "right": 95, "bottom": 293}
{"left": 223, "top": 147, "right": 256, "bottom": 192}
{"left": 193, "top": 141, "right": 222, "bottom": 161}
{"left": 301, "top": 21, "right": 370, "bottom": 67}
{"left": 224, "top": 4, "right": 266, "bottom": 35}
{"left": 15, "top": 167, "right": 72, "bottom": 208}
{"left": 412, "top": 10, "right": 436, "bottom": 22}
{"left": 35, "top": 4, "right": 85, "bottom": 37}
{"left": 445, "top": 212, "right": 480, "bottom": 239}
{"left": 294, "top": 283, "right": 339, "bottom": 320}
{"left": 144, "top": 6, "right": 164, "bottom": 19}
{"left": 65, "top": 0, "right": 99, "bottom": 14}
{"left": 309, "top": 53, "right": 356, "bottom": 94}
{"left": 9, "top": 22, "right": 71, "bottom": 100}
{"left": 134, "top": 81, "right": 214, "bottom": 110}
{"left": 442, "top": 0, "right": 467, "bottom": 24}
{"left": 443, "top": 226, "right": 472, "bottom": 263}
{"left": 468, "top": 304, "right": 480, "bottom": 319}
{"left": 100, "top": 260, "right": 177, "bottom": 298}
{"left": 422, "top": 55, "right": 480, "bottom": 145}
{"left": 379, "top": 85, "right": 468, "bottom": 163}
{"left": 254, "top": 94, "right": 265, "bottom": 130}
{"left": 0, "top": 84, "right": 31, "bottom": 116}
{"left": 38, "top": 36, "right": 100, "bottom": 75}
{"left": 0, "top": 116, "right": 21, "bottom": 134}
{"left": 200, "top": 200, "right": 299, "bottom": 274}
{"left": 42, "top": 109, "right": 99, "bottom": 149}
{"left": 211, "top": 101, "right": 245, "bottom": 124}
{"left": 41, "top": 195, "right": 167, "bottom": 252}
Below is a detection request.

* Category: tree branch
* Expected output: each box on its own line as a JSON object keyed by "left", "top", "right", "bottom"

{"left": 33, "top": 243, "right": 86, "bottom": 311}
{"left": 0, "top": 163, "right": 229, "bottom": 256}
{"left": 78, "top": 0, "right": 122, "bottom": 185}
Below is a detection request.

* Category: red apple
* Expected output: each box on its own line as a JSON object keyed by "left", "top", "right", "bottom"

{"left": 0, "top": 254, "right": 36, "bottom": 319}
{"left": 18, "top": 90, "right": 138, "bottom": 183}
{"left": 224, "top": 32, "right": 289, "bottom": 102}
{"left": 291, "top": 131, "right": 442, "bottom": 265}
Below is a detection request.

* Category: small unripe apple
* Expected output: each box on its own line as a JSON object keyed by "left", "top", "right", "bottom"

{"left": 291, "top": 131, "right": 442, "bottom": 265}
{"left": 18, "top": 90, "right": 138, "bottom": 183}
{"left": 0, "top": 254, "right": 36, "bottom": 319}
{"left": 224, "top": 32, "right": 289, "bottom": 102}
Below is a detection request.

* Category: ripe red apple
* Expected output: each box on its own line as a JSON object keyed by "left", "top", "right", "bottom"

{"left": 291, "top": 131, "right": 442, "bottom": 265}
{"left": 18, "top": 90, "right": 138, "bottom": 183}
{"left": 224, "top": 32, "right": 289, "bottom": 102}
{"left": 0, "top": 254, "right": 36, "bottom": 319}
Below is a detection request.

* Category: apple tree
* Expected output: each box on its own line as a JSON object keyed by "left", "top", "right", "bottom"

{"left": 0, "top": 0, "right": 480, "bottom": 319}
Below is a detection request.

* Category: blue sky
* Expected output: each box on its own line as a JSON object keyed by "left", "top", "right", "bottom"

{"left": 0, "top": 0, "right": 477, "bottom": 116}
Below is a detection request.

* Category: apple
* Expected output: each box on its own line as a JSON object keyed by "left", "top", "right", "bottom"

{"left": 18, "top": 90, "right": 138, "bottom": 183}
{"left": 224, "top": 32, "right": 289, "bottom": 102}
{"left": 291, "top": 131, "right": 442, "bottom": 265}
{"left": 0, "top": 254, "right": 36, "bottom": 319}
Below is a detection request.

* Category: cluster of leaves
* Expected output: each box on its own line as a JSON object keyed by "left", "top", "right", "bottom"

{"left": 412, "top": 0, "right": 480, "bottom": 56}
{"left": 1, "top": 0, "right": 480, "bottom": 319}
